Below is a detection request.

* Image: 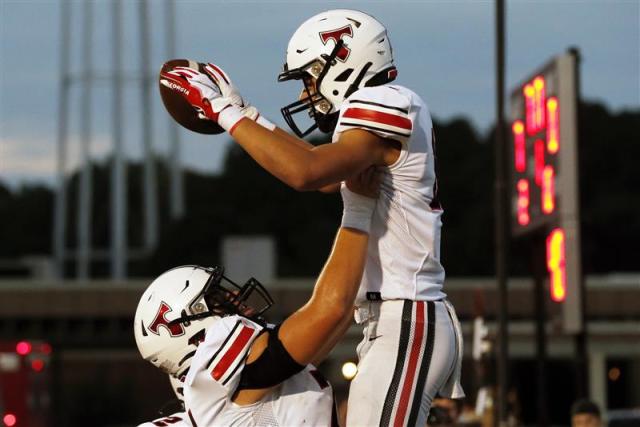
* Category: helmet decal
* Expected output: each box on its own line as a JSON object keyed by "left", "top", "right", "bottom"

{"left": 149, "top": 301, "right": 186, "bottom": 337}
{"left": 319, "top": 25, "right": 353, "bottom": 62}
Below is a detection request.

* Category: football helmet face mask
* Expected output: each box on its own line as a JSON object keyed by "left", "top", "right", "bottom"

{"left": 134, "top": 265, "right": 273, "bottom": 378}
{"left": 279, "top": 9, "right": 398, "bottom": 138}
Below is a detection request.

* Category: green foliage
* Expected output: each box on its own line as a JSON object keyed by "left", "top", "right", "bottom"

{"left": 0, "top": 182, "right": 53, "bottom": 256}
{"left": 435, "top": 117, "right": 495, "bottom": 275}
{"left": 577, "top": 104, "right": 640, "bottom": 273}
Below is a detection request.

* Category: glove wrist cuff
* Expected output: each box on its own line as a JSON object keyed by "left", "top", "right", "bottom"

{"left": 221, "top": 107, "right": 277, "bottom": 135}
{"left": 218, "top": 105, "right": 246, "bottom": 133}
{"left": 256, "top": 115, "right": 276, "bottom": 131}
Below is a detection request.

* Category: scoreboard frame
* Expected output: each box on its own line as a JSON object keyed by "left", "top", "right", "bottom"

{"left": 509, "top": 50, "right": 583, "bottom": 333}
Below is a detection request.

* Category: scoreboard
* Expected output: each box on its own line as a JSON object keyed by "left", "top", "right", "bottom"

{"left": 509, "top": 51, "right": 583, "bottom": 333}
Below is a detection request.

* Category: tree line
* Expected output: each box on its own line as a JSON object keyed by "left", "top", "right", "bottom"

{"left": 0, "top": 101, "right": 637, "bottom": 278}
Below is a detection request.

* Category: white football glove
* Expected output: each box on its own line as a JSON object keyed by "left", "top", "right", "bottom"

{"left": 164, "top": 63, "right": 273, "bottom": 133}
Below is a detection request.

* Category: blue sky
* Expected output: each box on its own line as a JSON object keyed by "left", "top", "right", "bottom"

{"left": 1, "top": 0, "right": 638, "bottom": 187}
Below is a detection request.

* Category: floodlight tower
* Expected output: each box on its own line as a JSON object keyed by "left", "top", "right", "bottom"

{"left": 166, "top": 0, "right": 185, "bottom": 220}
{"left": 52, "top": 0, "right": 183, "bottom": 279}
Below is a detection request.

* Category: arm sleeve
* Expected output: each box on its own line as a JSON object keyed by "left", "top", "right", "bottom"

{"left": 185, "top": 316, "right": 263, "bottom": 394}
{"left": 335, "top": 86, "right": 413, "bottom": 145}
{"left": 236, "top": 323, "right": 305, "bottom": 390}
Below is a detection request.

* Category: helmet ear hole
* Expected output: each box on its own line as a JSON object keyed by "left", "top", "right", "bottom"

{"left": 187, "top": 328, "right": 206, "bottom": 347}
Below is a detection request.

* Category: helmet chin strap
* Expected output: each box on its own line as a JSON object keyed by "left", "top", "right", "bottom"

{"left": 316, "top": 39, "right": 345, "bottom": 92}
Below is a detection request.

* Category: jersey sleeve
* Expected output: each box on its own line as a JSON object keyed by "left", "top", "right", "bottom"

{"left": 185, "top": 315, "right": 263, "bottom": 393}
{"left": 335, "top": 86, "right": 413, "bottom": 145}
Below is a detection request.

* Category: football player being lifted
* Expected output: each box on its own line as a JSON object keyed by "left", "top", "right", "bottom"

{"left": 161, "top": 8, "right": 464, "bottom": 426}
{"left": 135, "top": 171, "right": 380, "bottom": 426}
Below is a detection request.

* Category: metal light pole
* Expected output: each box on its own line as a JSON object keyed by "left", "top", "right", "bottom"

{"left": 77, "top": 0, "right": 94, "bottom": 280}
{"left": 166, "top": 0, "right": 185, "bottom": 219}
{"left": 111, "top": 0, "right": 127, "bottom": 279}
{"left": 53, "top": 0, "right": 71, "bottom": 279}
{"left": 494, "top": 0, "right": 510, "bottom": 425}
{"left": 139, "top": 0, "right": 159, "bottom": 249}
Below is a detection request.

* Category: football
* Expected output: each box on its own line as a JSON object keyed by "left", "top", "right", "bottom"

{"left": 158, "top": 59, "right": 225, "bottom": 135}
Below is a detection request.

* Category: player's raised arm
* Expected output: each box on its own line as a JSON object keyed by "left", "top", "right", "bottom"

{"left": 237, "top": 119, "right": 391, "bottom": 190}
{"left": 230, "top": 167, "right": 380, "bottom": 405}
{"left": 162, "top": 62, "right": 395, "bottom": 191}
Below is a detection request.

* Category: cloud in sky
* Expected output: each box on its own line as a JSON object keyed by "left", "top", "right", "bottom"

{"left": 1, "top": 0, "right": 638, "bottom": 188}
{"left": 1, "top": 129, "right": 112, "bottom": 186}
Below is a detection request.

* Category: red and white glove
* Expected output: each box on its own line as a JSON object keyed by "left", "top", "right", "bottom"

{"left": 160, "top": 63, "right": 274, "bottom": 133}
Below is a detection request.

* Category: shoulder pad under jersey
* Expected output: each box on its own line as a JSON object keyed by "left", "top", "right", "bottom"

{"left": 336, "top": 85, "right": 413, "bottom": 144}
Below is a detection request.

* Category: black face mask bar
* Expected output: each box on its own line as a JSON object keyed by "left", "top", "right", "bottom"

{"left": 279, "top": 81, "right": 323, "bottom": 138}
{"left": 278, "top": 40, "right": 346, "bottom": 138}
{"left": 170, "top": 266, "right": 274, "bottom": 327}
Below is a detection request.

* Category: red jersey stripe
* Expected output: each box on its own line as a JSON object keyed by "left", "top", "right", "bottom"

{"left": 393, "top": 301, "right": 425, "bottom": 427}
{"left": 211, "top": 326, "right": 255, "bottom": 381}
{"left": 343, "top": 107, "right": 412, "bottom": 131}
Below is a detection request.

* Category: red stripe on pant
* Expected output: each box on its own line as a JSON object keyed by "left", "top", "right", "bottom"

{"left": 393, "top": 301, "right": 425, "bottom": 427}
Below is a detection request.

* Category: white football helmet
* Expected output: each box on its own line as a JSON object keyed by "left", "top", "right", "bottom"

{"left": 134, "top": 265, "right": 273, "bottom": 378}
{"left": 279, "top": 9, "right": 397, "bottom": 137}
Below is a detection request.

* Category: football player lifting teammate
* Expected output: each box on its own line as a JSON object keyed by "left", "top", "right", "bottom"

{"left": 135, "top": 171, "right": 380, "bottom": 426}
{"left": 160, "top": 9, "right": 464, "bottom": 427}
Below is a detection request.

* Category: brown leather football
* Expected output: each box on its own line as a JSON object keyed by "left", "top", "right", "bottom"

{"left": 158, "top": 59, "right": 225, "bottom": 135}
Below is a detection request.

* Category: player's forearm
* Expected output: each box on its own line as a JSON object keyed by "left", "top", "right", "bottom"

{"left": 273, "top": 127, "right": 316, "bottom": 150}
{"left": 310, "top": 309, "right": 354, "bottom": 366}
{"left": 231, "top": 119, "right": 322, "bottom": 190}
{"left": 231, "top": 119, "right": 368, "bottom": 191}
{"left": 279, "top": 227, "right": 368, "bottom": 364}
{"left": 312, "top": 227, "right": 368, "bottom": 315}
{"left": 257, "top": 127, "right": 340, "bottom": 193}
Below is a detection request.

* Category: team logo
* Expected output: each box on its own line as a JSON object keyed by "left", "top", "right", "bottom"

{"left": 319, "top": 25, "right": 353, "bottom": 62}
{"left": 148, "top": 301, "right": 185, "bottom": 337}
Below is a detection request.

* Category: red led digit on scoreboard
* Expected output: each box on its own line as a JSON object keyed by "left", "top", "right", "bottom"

{"left": 524, "top": 83, "right": 536, "bottom": 135}
{"left": 534, "top": 77, "right": 546, "bottom": 131}
{"left": 524, "top": 76, "right": 546, "bottom": 135}
{"left": 517, "top": 179, "right": 530, "bottom": 226}
{"left": 547, "top": 97, "right": 559, "bottom": 154}
{"left": 534, "top": 139, "right": 545, "bottom": 186}
{"left": 542, "top": 165, "right": 555, "bottom": 214}
{"left": 546, "top": 228, "right": 566, "bottom": 302}
{"left": 512, "top": 120, "right": 526, "bottom": 172}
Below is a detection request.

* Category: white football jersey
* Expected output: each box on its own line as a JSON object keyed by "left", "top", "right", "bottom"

{"left": 137, "top": 411, "right": 189, "bottom": 427}
{"left": 333, "top": 84, "right": 447, "bottom": 304}
{"left": 184, "top": 315, "right": 335, "bottom": 426}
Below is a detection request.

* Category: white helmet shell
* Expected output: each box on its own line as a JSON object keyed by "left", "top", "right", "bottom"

{"left": 283, "top": 9, "right": 396, "bottom": 114}
{"left": 134, "top": 265, "right": 274, "bottom": 378}
{"left": 133, "top": 266, "right": 220, "bottom": 377}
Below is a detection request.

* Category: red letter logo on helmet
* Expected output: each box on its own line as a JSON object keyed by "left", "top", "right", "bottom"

{"left": 148, "top": 302, "right": 185, "bottom": 337}
{"left": 319, "top": 25, "right": 353, "bottom": 62}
